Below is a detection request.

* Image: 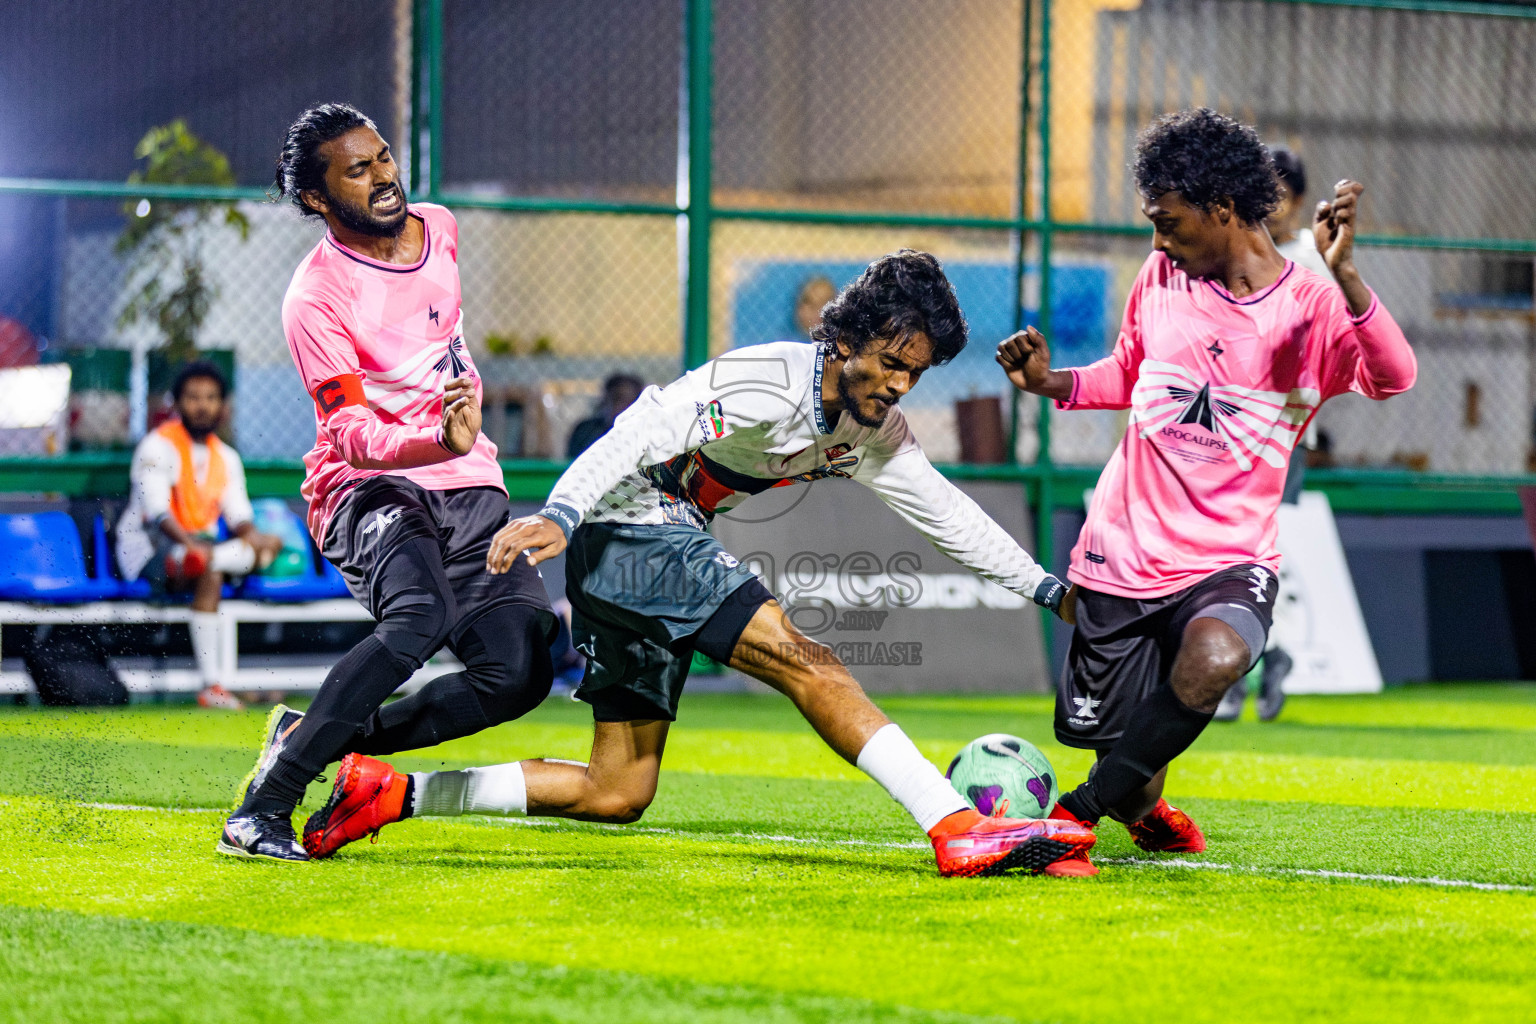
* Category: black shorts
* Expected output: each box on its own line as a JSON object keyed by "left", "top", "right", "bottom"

{"left": 565, "top": 521, "right": 772, "bottom": 722}
{"left": 322, "top": 476, "right": 551, "bottom": 641}
{"left": 1056, "top": 564, "right": 1278, "bottom": 749}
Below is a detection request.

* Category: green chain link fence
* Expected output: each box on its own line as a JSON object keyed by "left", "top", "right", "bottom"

{"left": 2, "top": 0, "right": 1534, "bottom": 559}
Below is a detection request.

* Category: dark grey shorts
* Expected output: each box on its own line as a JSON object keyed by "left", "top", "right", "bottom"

{"left": 1056, "top": 563, "right": 1278, "bottom": 749}
{"left": 565, "top": 520, "right": 770, "bottom": 722}
{"left": 322, "top": 476, "right": 551, "bottom": 636}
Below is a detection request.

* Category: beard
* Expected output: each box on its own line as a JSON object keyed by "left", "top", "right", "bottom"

{"left": 836, "top": 368, "right": 893, "bottom": 428}
{"left": 326, "top": 183, "right": 409, "bottom": 238}
{"left": 181, "top": 417, "right": 218, "bottom": 441}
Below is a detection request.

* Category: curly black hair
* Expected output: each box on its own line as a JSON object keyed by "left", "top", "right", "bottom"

{"left": 810, "top": 249, "right": 967, "bottom": 365}
{"left": 1134, "top": 108, "right": 1280, "bottom": 225}
{"left": 272, "top": 102, "right": 377, "bottom": 218}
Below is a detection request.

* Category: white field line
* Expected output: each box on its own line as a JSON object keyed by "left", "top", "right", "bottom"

{"left": 76, "top": 803, "right": 1534, "bottom": 893}
{"left": 81, "top": 803, "right": 226, "bottom": 814}
{"left": 1099, "top": 857, "right": 1535, "bottom": 893}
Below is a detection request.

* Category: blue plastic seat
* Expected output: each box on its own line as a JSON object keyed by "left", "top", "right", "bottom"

{"left": 0, "top": 511, "right": 122, "bottom": 602}
{"left": 238, "top": 506, "right": 353, "bottom": 602}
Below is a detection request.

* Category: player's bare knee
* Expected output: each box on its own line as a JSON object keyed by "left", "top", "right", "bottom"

{"left": 1173, "top": 620, "right": 1249, "bottom": 706}
{"left": 585, "top": 788, "right": 653, "bottom": 824}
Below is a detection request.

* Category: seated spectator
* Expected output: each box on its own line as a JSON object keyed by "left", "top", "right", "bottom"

{"left": 566, "top": 373, "right": 646, "bottom": 458}
{"left": 115, "top": 361, "right": 282, "bottom": 710}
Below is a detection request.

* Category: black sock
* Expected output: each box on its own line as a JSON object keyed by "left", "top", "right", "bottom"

{"left": 349, "top": 672, "right": 490, "bottom": 756}
{"left": 346, "top": 606, "right": 553, "bottom": 757}
{"left": 237, "top": 635, "right": 415, "bottom": 817}
{"left": 398, "top": 775, "right": 415, "bottom": 820}
{"left": 1060, "top": 685, "right": 1214, "bottom": 822}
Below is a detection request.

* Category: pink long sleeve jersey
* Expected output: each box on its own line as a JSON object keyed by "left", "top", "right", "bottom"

{"left": 1061, "top": 252, "right": 1416, "bottom": 598}
{"left": 281, "top": 202, "right": 503, "bottom": 543}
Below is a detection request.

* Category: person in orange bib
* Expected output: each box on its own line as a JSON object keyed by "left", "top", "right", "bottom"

{"left": 116, "top": 361, "right": 284, "bottom": 709}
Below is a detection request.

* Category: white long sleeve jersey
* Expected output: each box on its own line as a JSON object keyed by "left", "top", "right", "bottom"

{"left": 543, "top": 342, "right": 1051, "bottom": 601}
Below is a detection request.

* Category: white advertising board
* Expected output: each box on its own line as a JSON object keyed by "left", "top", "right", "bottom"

{"left": 1273, "top": 491, "right": 1383, "bottom": 694}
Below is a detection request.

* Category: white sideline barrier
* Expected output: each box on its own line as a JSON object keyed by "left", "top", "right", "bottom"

{"left": 0, "top": 599, "right": 466, "bottom": 696}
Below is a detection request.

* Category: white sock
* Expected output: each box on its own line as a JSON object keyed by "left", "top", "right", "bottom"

{"left": 855, "top": 723, "right": 968, "bottom": 833}
{"left": 190, "top": 612, "right": 222, "bottom": 687}
{"left": 411, "top": 762, "right": 528, "bottom": 817}
{"left": 209, "top": 539, "right": 258, "bottom": 575}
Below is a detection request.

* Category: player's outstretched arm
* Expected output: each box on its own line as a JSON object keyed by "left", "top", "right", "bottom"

{"left": 996, "top": 327, "right": 1074, "bottom": 401}
{"left": 487, "top": 514, "right": 566, "bottom": 572}
{"left": 853, "top": 421, "right": 1074, "bottom": 620}
{"left": 1314, "top": 180, "right": 1417, "bottom": 398}
{"left": 1315, "top": 179, "right": 1374, "bottom": 318}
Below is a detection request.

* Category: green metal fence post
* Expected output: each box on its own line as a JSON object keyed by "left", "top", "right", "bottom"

{"left": 409, "top": 0, "right": 430, "bottom": 197}
{"left": 1007, "top": 0, "right": 1034, "bottom": 462}
{"left": 682, "top": 0, "right": 714, "bottom": 372}
{"left": 1037, "top": 0, "right": 1056, "bottom": 571}
{"left": 1035, "top": 0, "right": 1059, "bottom": 653}
{"left": 425, "top": 0, "right": 444, "bottom": 200}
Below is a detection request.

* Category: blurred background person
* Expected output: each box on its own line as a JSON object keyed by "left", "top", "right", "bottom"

{"left": 114, "top": 361, "right": 283, "bottom": 710}
{"left": 567, "top": 372, "right": 646, "bottom": 458}
{"left": 793, "top": 274, "right": 836, "bottom": 338}
{"left": 1267, "top": 147, "right": 1330, "bottom": 279}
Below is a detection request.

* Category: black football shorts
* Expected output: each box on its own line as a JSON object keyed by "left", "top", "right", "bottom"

{"left": 1056, "top": 563, "right": 1278, "bottom": 749}
{"left": 322, "top": 475, "right": 551, "bottom": 641}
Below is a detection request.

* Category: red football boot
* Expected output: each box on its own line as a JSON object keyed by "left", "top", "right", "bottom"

{"left": 929, "top": 809, "right": 1097, "bottom": 878}
{"left": 164, "top": 543, "right": 209, "bottom": 584}
{"left": 1042, "top": 803, "right": 1100, "bottom": 876}
{"left": 302, "top": 753, "right": 408, "bottom": 859}
{"left": 1126, "top": 798, "right": 1206, "bottom": 853}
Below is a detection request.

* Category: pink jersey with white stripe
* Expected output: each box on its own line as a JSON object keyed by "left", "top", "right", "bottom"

{"left": 1061, "top": 251, "right": 1416, "bottom": 598}
{"left": 281, "top": 202, "right": 502, "bottom": 543}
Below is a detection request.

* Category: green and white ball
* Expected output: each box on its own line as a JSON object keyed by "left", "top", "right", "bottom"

{"left": 945, "top": 733, "right": 1058, "bottom": 819}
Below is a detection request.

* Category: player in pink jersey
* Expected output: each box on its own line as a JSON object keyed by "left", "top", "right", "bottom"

{"left": 218, "top": 104, "right": 555, "bottom": 863}
{"left": 998, "top": 109, "right": 1416, "bottom": 870}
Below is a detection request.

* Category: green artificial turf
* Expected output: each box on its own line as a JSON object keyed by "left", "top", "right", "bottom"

{"left": 2, "top": 684, "right": 1534, "bottom": 1024}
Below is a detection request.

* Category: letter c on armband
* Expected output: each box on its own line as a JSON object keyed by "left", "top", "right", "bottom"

{"left": 313, "top": 373, "right": 366, "bottom": 420}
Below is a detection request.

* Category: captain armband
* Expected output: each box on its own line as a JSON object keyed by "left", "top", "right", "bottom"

{"left": 312, "top": 373, "right": 367, "bottom": 420}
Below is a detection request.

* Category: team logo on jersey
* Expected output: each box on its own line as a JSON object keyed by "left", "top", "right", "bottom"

{"left": 362, "top": 507, "right": 405, "bottom": 538}
{"left": 1166, "top": 382, "right": 1242, "bottom": 434}
{"left": 432, "top": 335, "right": 469, "bottom": 377}
{"left": 1248, "top": 566, "right": 1272, "bottom": 603}
{"left": 696, "top": 400, "right": 727, "bottom": 442}
{"left": 780, "top": 445, "right": 859, "bottom": 484}
{"left": 427, "top": 305, "right": 440, "bottom": 324}
{"left": 1072, "top": 696, "right": 1101, "bottom": 720}
{"left": 1131, "top": 360, "right": 1318, "bottom": 472}
{"left": 1206, "top": 339, "right": 1225, "bottom": 357}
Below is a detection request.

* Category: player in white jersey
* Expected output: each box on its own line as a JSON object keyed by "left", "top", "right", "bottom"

{"left": 304, "top": 250, "right": 1098, "bottom": 878}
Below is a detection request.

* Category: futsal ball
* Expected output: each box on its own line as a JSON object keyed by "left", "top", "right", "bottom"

{"left": 945, "top": 733, "right": 1058, "bottom": 819}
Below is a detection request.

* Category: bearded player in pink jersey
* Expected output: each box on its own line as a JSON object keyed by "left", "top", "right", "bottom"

{"left": 998, "top": 109, "right": 1416, "bottom": 872}
{"left": 217, "top": 104, "right": 556, "bottom": 862}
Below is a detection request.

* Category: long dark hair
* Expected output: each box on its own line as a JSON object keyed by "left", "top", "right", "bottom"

{"left": 272, "top": 103, "right": 377, "bottom": 217}
{"left": 810, "top": 249, "right": 968, "bottom": 365}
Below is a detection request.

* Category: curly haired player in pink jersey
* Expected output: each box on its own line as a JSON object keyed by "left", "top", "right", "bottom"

{"left": 997, "top": 109, "right": 1417, "bottom": 872}
{"left": 217, "top": 104, "right": 556, "bottom": 862}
